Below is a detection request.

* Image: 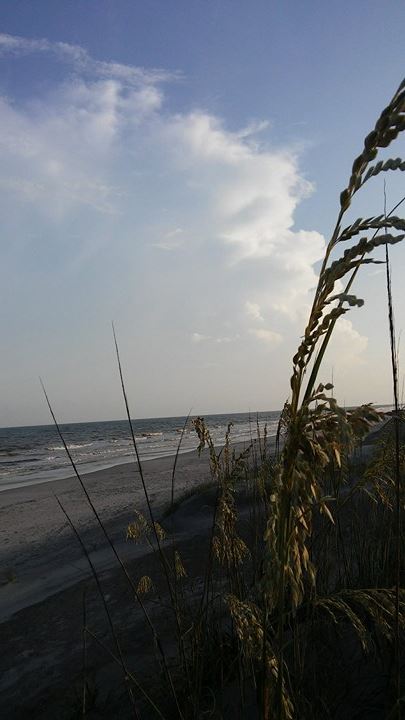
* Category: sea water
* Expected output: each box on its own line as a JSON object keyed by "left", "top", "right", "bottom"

{"left": 0, "top": 411, "right": 280, "bottom": 491}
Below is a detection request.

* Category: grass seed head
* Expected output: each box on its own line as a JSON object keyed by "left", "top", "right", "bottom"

{"left": 137, "top": 575, "right": 154, "bottom": 595}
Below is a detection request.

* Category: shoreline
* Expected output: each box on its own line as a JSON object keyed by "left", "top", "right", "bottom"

{"left": 0, "top": 438, "right": 262, "bottom": 623}
{"left": 0, "top": 416, "right": 385, "bottom": 625}
{"left": 0, "top": 444, "right": 199, "bottom": 494}
{"left": 0, "top": 417, "right": 382, "bottom": 624}
{"left": 0, "top": 430, "right": 262, "bottom": 494}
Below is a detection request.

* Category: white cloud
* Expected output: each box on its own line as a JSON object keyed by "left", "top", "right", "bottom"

{"left": 327, "top": 318, "right": 368, "bottom": 367}
{"left": 249, "top": 328, "right": 283, "bottom": 345}
{"left": 236, "top": 119, "right": 270, "bottom": 140}
{"left": 191, "top": 332, "right": 239, "bottom": 344}
{"left": 0, "top": 35, "right": 325, "bottom": 280}
{"left": 0, "top": 34, "right": 337, "bottom": 421}
{"left": 161, "top": 109, "right": 325, "bottom": 330}
{"left": 0, "top": 33, "right": 177, "bottom": 86}
{"left": 245, "top": 301, "right": 264, "bottom": 322}
{"left": 215, "top": 335, "right": 239, "bottom": 343}
{"left": 165, "top": 111, "right": 324, "bottom": 262}
{"left": 191, "top": 332, "right": 211, "bottom": 343}
{"left": 153, "top": 228, "right": 184, "bottom": 250}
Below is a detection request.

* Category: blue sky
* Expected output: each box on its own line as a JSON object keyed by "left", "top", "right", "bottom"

{"left": 0, "top": 1, "right": 404, "bottom": 426}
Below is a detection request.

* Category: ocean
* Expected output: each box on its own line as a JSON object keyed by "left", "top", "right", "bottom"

{"left": 0, "top": 410, "right": 280, "bottom": 492}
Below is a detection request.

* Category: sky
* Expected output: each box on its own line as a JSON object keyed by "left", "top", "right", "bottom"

{"left": 0, "top": 1, "right": 404, "bottom": 427}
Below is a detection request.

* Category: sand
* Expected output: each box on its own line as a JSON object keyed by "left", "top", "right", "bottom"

{"left": 0, "top": 439, "right": 264, "bottom": 719}
{"left": 0, "top": 411, "right": 384, "bottom": 626}
{"left": 0, "top": 447, "right": 220, "bottom": 622}
{"left": 0, "top": 448, "right": 222, "bottom": 718}
{"left": 0, "top": 428, "right": 383, "bottom": 718}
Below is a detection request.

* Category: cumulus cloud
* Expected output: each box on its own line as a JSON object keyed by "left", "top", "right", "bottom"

{"left": 1, "top": 34, "right": 364, "bottom": 419}
{"left": 160, "top": 109, "right": 326, "bottom": 329}
{"left": 165, "top": 112, "right": 324, "bottom": 260}
{"left": 0, "top": 34, "right": 325, "bottom": 267}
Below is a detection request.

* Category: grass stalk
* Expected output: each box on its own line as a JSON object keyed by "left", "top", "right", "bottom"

{"left": 84, "top": 628, "right": 167, "bottom": 719}
{"left": 40, "top": 379, "right": 180, "bottom": 715}
{"left": 82, "top": 589, "right": 88, "bottom": 718}
{"left": 55, "top": 496, "right": 140, "bottom": 719}
{"left": 112, "top": 326, "right": 189, "bottom": 715}
{"left": 384, "top": 182, "right": 402, "bottom": 719}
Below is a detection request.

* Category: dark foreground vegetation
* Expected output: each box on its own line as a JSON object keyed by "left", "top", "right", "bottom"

{"left": 4, "top": 78, "right": 405, "bottom": 719}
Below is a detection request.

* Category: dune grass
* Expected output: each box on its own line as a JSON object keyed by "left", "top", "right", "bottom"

{"left": 45, "top": 77, "right": 405, "bottom": 719}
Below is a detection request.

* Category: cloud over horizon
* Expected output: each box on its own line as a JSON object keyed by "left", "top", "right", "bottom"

{"left": 0, "top": 33, "right": 369, "bottom": 423}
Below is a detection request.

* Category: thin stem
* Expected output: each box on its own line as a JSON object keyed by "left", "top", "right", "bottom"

{"left": 82, "top": 589, "right": 87, "bottom": 718}
{"left": 56, "top": 496, "right": 140, "bottom": 719}
{"left": 84, "top": 628, "right": 167, "bottom": 720}
{"left": 112, "top": 326, "right": 173, "bottom": 583}
{"left": 40, "top": 379, "right": 180, "bottom": 715}
{"left": 171, "top": 411, "right": 191, "bottom": 517}
{"left": 112, "top": 326, "right": 187, "bottom": 716}
{"left": 303, "top": 193, "right": 405, "bottom": 403}
{"left": 384, "top": 182, "right": 402, "bottom": 719}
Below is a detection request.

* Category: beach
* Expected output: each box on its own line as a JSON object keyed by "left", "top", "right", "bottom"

{"left": 0, "top": 425, "right": 391, "bottom": 719}
{"left": 0, "top": 444, "right": 231, "bottom": 717}
{"left": 0, "top": 445, "right": 223, "bottom": 619}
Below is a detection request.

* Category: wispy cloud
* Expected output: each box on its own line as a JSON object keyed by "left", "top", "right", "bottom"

{"left": 191, "top": 332, "right": 240, "bottom": 344}
{"left": 249, "top": 328, "right": 283, "bottom": 345}
{"left": 153, "top": 227, "right": 184, "bottom": 250}
{"left": 245, "top": 301, "right": 264, "bottom": 322}
{"left": 0, "top": 33, "right": 178, "bottom": 85}
{"left": 191, "top": 332, "right": 211, "bottom": 343}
